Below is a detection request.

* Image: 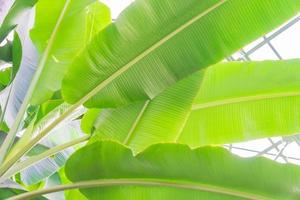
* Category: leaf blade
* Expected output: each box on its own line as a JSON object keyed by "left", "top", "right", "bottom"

{"left": 64, "top": 141, "right": 300, "bottom": 200}
{"left": 62, "top": 0, "right": 300, "bottom": 108}
{"left": 89, "top": 59, "right": 300, "bottom": 152}
{"left": 30, "top": 0, "right": 111, "bottom": 104}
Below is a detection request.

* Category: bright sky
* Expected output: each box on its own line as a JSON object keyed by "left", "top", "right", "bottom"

{"left": 101, "top": 0, "right": 135, "bottom": 19}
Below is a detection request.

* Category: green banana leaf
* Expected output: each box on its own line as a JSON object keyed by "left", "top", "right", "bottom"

{"left": 59, "top": 168, "right": 88, "bottom": 200}
{"left": 0, "top": 188, "right": 46, "bottom": 200}
{"left": 85, "top": 59, "right": 300, "bottom": 153}
{"left": 29, "top": 0, "right": 111, "bottom": 105}
{"left": 0, "top": 188, "right": 25, "bottom": 199}
{"left": 0, "top": 0, "right": 38, "bottom": 43}
{"left": 11, "top": 32, "right": 22, "bottom": 80}
{"left": 80, "top": 108, "right": 101, "bottom": 134}
{"left": 0, "top": 67, "right": 12, "bottom": 91}
{"left": 62, "top": 0, "right": 300, "bottom": 108}
{"left": 0, "top": 179, "right": 46, "bottom": 200}
{"left": 0, "top": 41, "right": 12, "bottom": 62}
{"left": 64, "top": 141, "right": 300, "bottom": 200}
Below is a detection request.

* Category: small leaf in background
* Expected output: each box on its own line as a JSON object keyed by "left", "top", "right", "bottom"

{"left": 0, "top": 67, "right": 12, "bottom": 90}
{"left": 43, "top": 172, "right": 64, "bottom": 200}
{"left": 11, "top": 32, "right": 22, "bottom": 80}
{"left": 0, "top": 122, "right": 9, "bottom": 133}
{"left": 22, "top": 105, "right": 39, "bottom": 129}
{"left": 35, "top": 99, "right": 64, "bottom": 124}
{"left": 81, "top": 109, "right": 101, "bottom": 134}
{"left": 0, "top": 40, "right": 12, "bottom": 62}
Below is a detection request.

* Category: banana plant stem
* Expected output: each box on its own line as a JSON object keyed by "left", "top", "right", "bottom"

{"left": 0, "top": 0, "right": 71, "bottom": 165}
{"left": 7, "top": 178, "right": 270, "bottom": 200}
{"left": 0, "top": 103, "right": 79, "bottom": 176}
{"left": 0, "top": 135, "right": 89, "bottom": 181}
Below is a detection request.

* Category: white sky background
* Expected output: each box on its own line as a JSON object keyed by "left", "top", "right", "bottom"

{"left": 102, "top": 0, "right": 300, "bottom": 164}
{"left": 101, "top": 0, "right": 135, "bottom": 19}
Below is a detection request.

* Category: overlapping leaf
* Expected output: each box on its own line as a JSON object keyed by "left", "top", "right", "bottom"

{"left": 30, "top": 0, "right": 111, "bottom": 104}
{"left": 85, "top": 60, "right": 300, "bottom": 153}
{"left": 65, "top": 141, "right": 300, "bottom": 200}
{"left": 3, "top": 0, "right": 110, "bottom": 125}
{"left": 62, "top": 0, "right": 300, "bottom": 108}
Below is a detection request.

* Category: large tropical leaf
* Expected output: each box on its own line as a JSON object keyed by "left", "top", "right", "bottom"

{"left": 63, "top": 141, "right": 300, "bottom": 200}
{"left": 30, "top": 0, "right": 111, "bottom": 104}
{"left": 0, "top": 0, "right": 38, "bottom": 43}
{"left": 62, "top": 0, "right": 300, "bottom": 108}
{"left": 85, "top": 59, "right": 300, "bottom": 153}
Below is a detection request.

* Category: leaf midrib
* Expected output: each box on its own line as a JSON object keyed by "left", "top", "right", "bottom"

{"left": 114, "top": 91, "right": 300, "bottom": 145}
{"left": 192, "top": 91, "right": 300, "bottom": 110}
{"left": 123, "top": 100, "right": 150, "bottom": 145}
{"left": 8, "top": 178, "right": 272, "bottom": 200}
